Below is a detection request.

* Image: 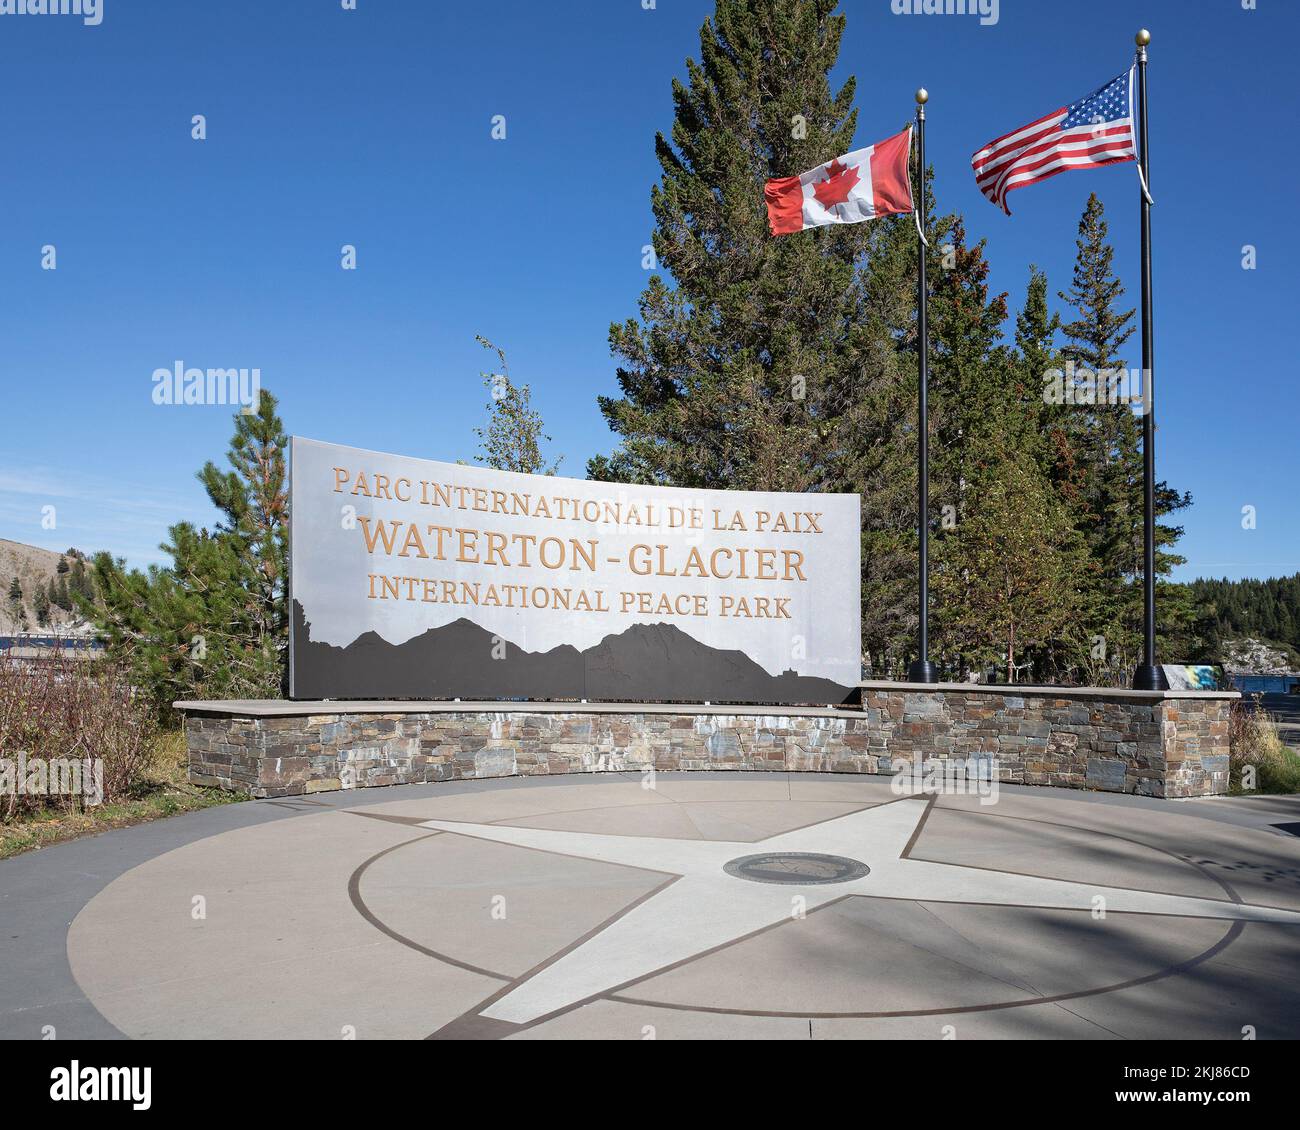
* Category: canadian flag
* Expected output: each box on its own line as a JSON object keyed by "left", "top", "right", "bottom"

{"left": 764, "top": 127, "right": 914, "bottom": 236}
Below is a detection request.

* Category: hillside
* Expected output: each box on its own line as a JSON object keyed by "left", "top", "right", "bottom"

{"left": 0, "top": 538, "right": 97, "bottom": 634}
{"left": 1184, "top": 573, "right": 1300, "bottom": 674}
{"left": 1220, "top": 636, "right": 1300, "bottom": 676}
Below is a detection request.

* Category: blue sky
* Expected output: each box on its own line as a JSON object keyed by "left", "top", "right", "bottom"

{"left": 0, "top": 0, "right": 1294, "bottom": 582}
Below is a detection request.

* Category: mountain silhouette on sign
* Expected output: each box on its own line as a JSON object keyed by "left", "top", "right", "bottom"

{"left": 290, "top": 600, "right": 854, "bottom": 705}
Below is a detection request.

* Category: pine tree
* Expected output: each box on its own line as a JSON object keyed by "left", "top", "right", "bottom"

{"left": 68, "top": 556, "right": 94, "bottom": 605}
{"left": 1057, "top": 192, "right": 1189, "bottom": 669}
{"left": 52, "top": 574, "right": 72, "bottom": 613}
{"left": 1059, "top": 195, "right": 1135, "bottom": 375}
{"left": 473, "top": 336, "right": 562, "bottom": 475}
{"left": 91, "top": 391, "right": 289, "bottom": 715}
{"left": 34, "top": 583, "right": 52, "bottom": 628}
{"left": 197, "top": 389, "right": 289, "bottom": 667}
{"left": 592, "top": 0, "right": 897, "bottom": 493}
{"left": 933, "top": 452, "right": 1089, "bottom": 683}
{"left": 1183, "top": 573, "right": 1300, "bottom": 658}
{"left": 7, "top": 576, "right": 23, "bottom": 630}
{"left": 588, "top": 0, "right": 929, "bottom": 673}
{"left": 927, "top": 217, "right": 1012, "bottom": 509}
{"left": 1015, "top": 264, "right": 1062, "bottom": 413}
{"left": 845, "top": 211, "right": 924, "bottom": 675}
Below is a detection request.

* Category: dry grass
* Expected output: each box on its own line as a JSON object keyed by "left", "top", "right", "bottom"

{"left": 1229, "top": 695, "right": 1300, "bottom": 795}
{"left": 0, "top": 727, "right": 242, "bottom": 860}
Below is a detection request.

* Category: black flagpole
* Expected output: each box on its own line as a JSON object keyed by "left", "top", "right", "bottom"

{"left": 908, "top": 87, "right": 938, "bottom": 685}
{"left": 1132, "top": 29, "right": 1168, "bottom": 692}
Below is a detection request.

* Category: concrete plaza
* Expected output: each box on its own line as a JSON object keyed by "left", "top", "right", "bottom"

{"left": 2, "top": 773, "right": 1299, "bottom": 1040}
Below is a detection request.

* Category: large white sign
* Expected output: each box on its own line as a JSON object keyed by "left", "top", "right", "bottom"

{"left": 289, "top": 437, "right": 861, "bottom": 704}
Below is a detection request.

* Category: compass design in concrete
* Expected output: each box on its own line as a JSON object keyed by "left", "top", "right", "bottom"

{"left": 9, "top": 774, "right": 1299, "bottom": 1040}
{"left": 409, "top": 796, "right": 1300, "bottom": 1034}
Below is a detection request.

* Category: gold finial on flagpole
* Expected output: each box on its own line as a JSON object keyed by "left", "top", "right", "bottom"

{"left": 1135, "top": 29, "right": 1151, "bottom": 47}
{"left": 915, "top": 88, "right": 929, "bottom": 105}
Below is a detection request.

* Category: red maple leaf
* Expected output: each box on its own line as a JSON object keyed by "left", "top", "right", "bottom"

{"left": 812, "top": 158, "right": 861, "bottom": 210}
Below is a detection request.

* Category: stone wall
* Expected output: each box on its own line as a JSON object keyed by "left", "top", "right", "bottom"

{"left": 858, "top": 685, "right": 1232, "bottom": 798}
{"left": 182, "top": 685, "right": 1235, "bottom": 800}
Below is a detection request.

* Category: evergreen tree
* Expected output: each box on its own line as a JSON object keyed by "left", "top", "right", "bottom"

{"left": 1183, "top": 573, "right": 1300, "bottom": 657}
{"left": 1059, "top": 194, "right": 1135, "bottom": 375}
{"left": 933, "top": 452, "right": 1088, "bottom": 683}
{"left": 1057, "top": 192, "right": 1189, "bottom": 668}
{"left": 592, "top": 0, "right": 893, "bottom": 493}
{"left": 927, "top": 217, "right": 1012, "bottom": 512}
{"left": 7, "top": 576, "right": 23, "bottom": 630}
{"left": 1015, "top": 264, "right": 1062, "bottom": 389}
{"left": 583, "top": 3, "right": 1196, "bottom": 685}
{"left": 52, "top": 574, "right": 72, "bottom": 613}
{"left": 91, "top": 391, "right": 289, "bottom": 715}
{"left": 845, "top": 210, "right": 923, "bottom": 675}
{"left": 34, "top": 583, "right": 52, "bottom": 628}
{"left": 197, "top": 389, "right": 289, "bottom": 662}
{"left": 68, "top": 556, "right": 94, "bottom": 605}
{"left": 589, "top": 0, "right": 928, "bottom": 673}
{"left": 473, "top": 336, "right": 561, "bottom": 475}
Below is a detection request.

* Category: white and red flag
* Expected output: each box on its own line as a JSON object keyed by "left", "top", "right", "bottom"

{"left": 764, "top": 127, "right": 914, "bottom": 237}
{"left": 972, "top": 69, "right": 1136, "bottom": 215}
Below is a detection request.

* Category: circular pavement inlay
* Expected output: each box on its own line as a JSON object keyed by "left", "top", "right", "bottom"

{"left": 723, "top": 852, "right": 870, "bottom": 885}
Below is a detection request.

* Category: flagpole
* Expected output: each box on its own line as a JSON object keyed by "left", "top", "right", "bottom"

{"left": 1131, "top": 29, "right": 1167, "bottom": 692}
{"left": 908, "top": 87, "right": 938, "bottom": 685}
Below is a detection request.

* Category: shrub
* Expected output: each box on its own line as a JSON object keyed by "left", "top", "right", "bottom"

{"left": 0, "top": 649, "right": 156, "bottom": 822}
{"left": 1229, "top": 695, "right": 1300, "bottom": 795}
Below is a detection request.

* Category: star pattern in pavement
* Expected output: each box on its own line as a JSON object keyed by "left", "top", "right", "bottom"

{"left": 412, "top": 796, "right": 1300, "bottom": 1027}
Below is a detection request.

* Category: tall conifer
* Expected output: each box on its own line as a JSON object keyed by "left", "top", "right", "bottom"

{"left": 91, "top": 392, "right": 289, "bottom": 714}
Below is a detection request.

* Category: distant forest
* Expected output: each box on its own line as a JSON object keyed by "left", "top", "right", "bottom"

{"left": 1183, "top": 574, "right": 1300, "bottom": 655}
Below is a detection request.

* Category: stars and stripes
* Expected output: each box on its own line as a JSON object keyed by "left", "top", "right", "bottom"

{"left": 971, "top": 68, "right": 1137, "bottom": 214}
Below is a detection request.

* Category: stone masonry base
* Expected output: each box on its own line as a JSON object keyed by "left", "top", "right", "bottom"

{"left": 180, "top": 684, "right": 1236, "bottom": 800}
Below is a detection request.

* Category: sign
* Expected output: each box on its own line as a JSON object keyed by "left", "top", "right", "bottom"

{"left": 289, "top": 437, "right": 861, "bottom": 704}
{"left": 1161, "top": 665, "right": 1225, "bottom": 691}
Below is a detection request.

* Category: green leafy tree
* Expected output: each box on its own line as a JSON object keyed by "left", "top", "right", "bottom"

{"left": 473, "top": 336, "right": 562, "bottom": 475}
{"left": 90, "top": 391, "right": 289, "bottom": 715}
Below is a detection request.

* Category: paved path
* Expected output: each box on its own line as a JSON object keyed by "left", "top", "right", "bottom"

{"left": 3, "top": 773, "right": 1300, "bottom": 1040}
{"left": 1258, "top": 692, "right": 1300, "bottom": 749}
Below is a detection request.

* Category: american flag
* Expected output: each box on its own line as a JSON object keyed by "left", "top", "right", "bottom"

{"left": 972, "top": 69, "right": 1136, "bottom": 215}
